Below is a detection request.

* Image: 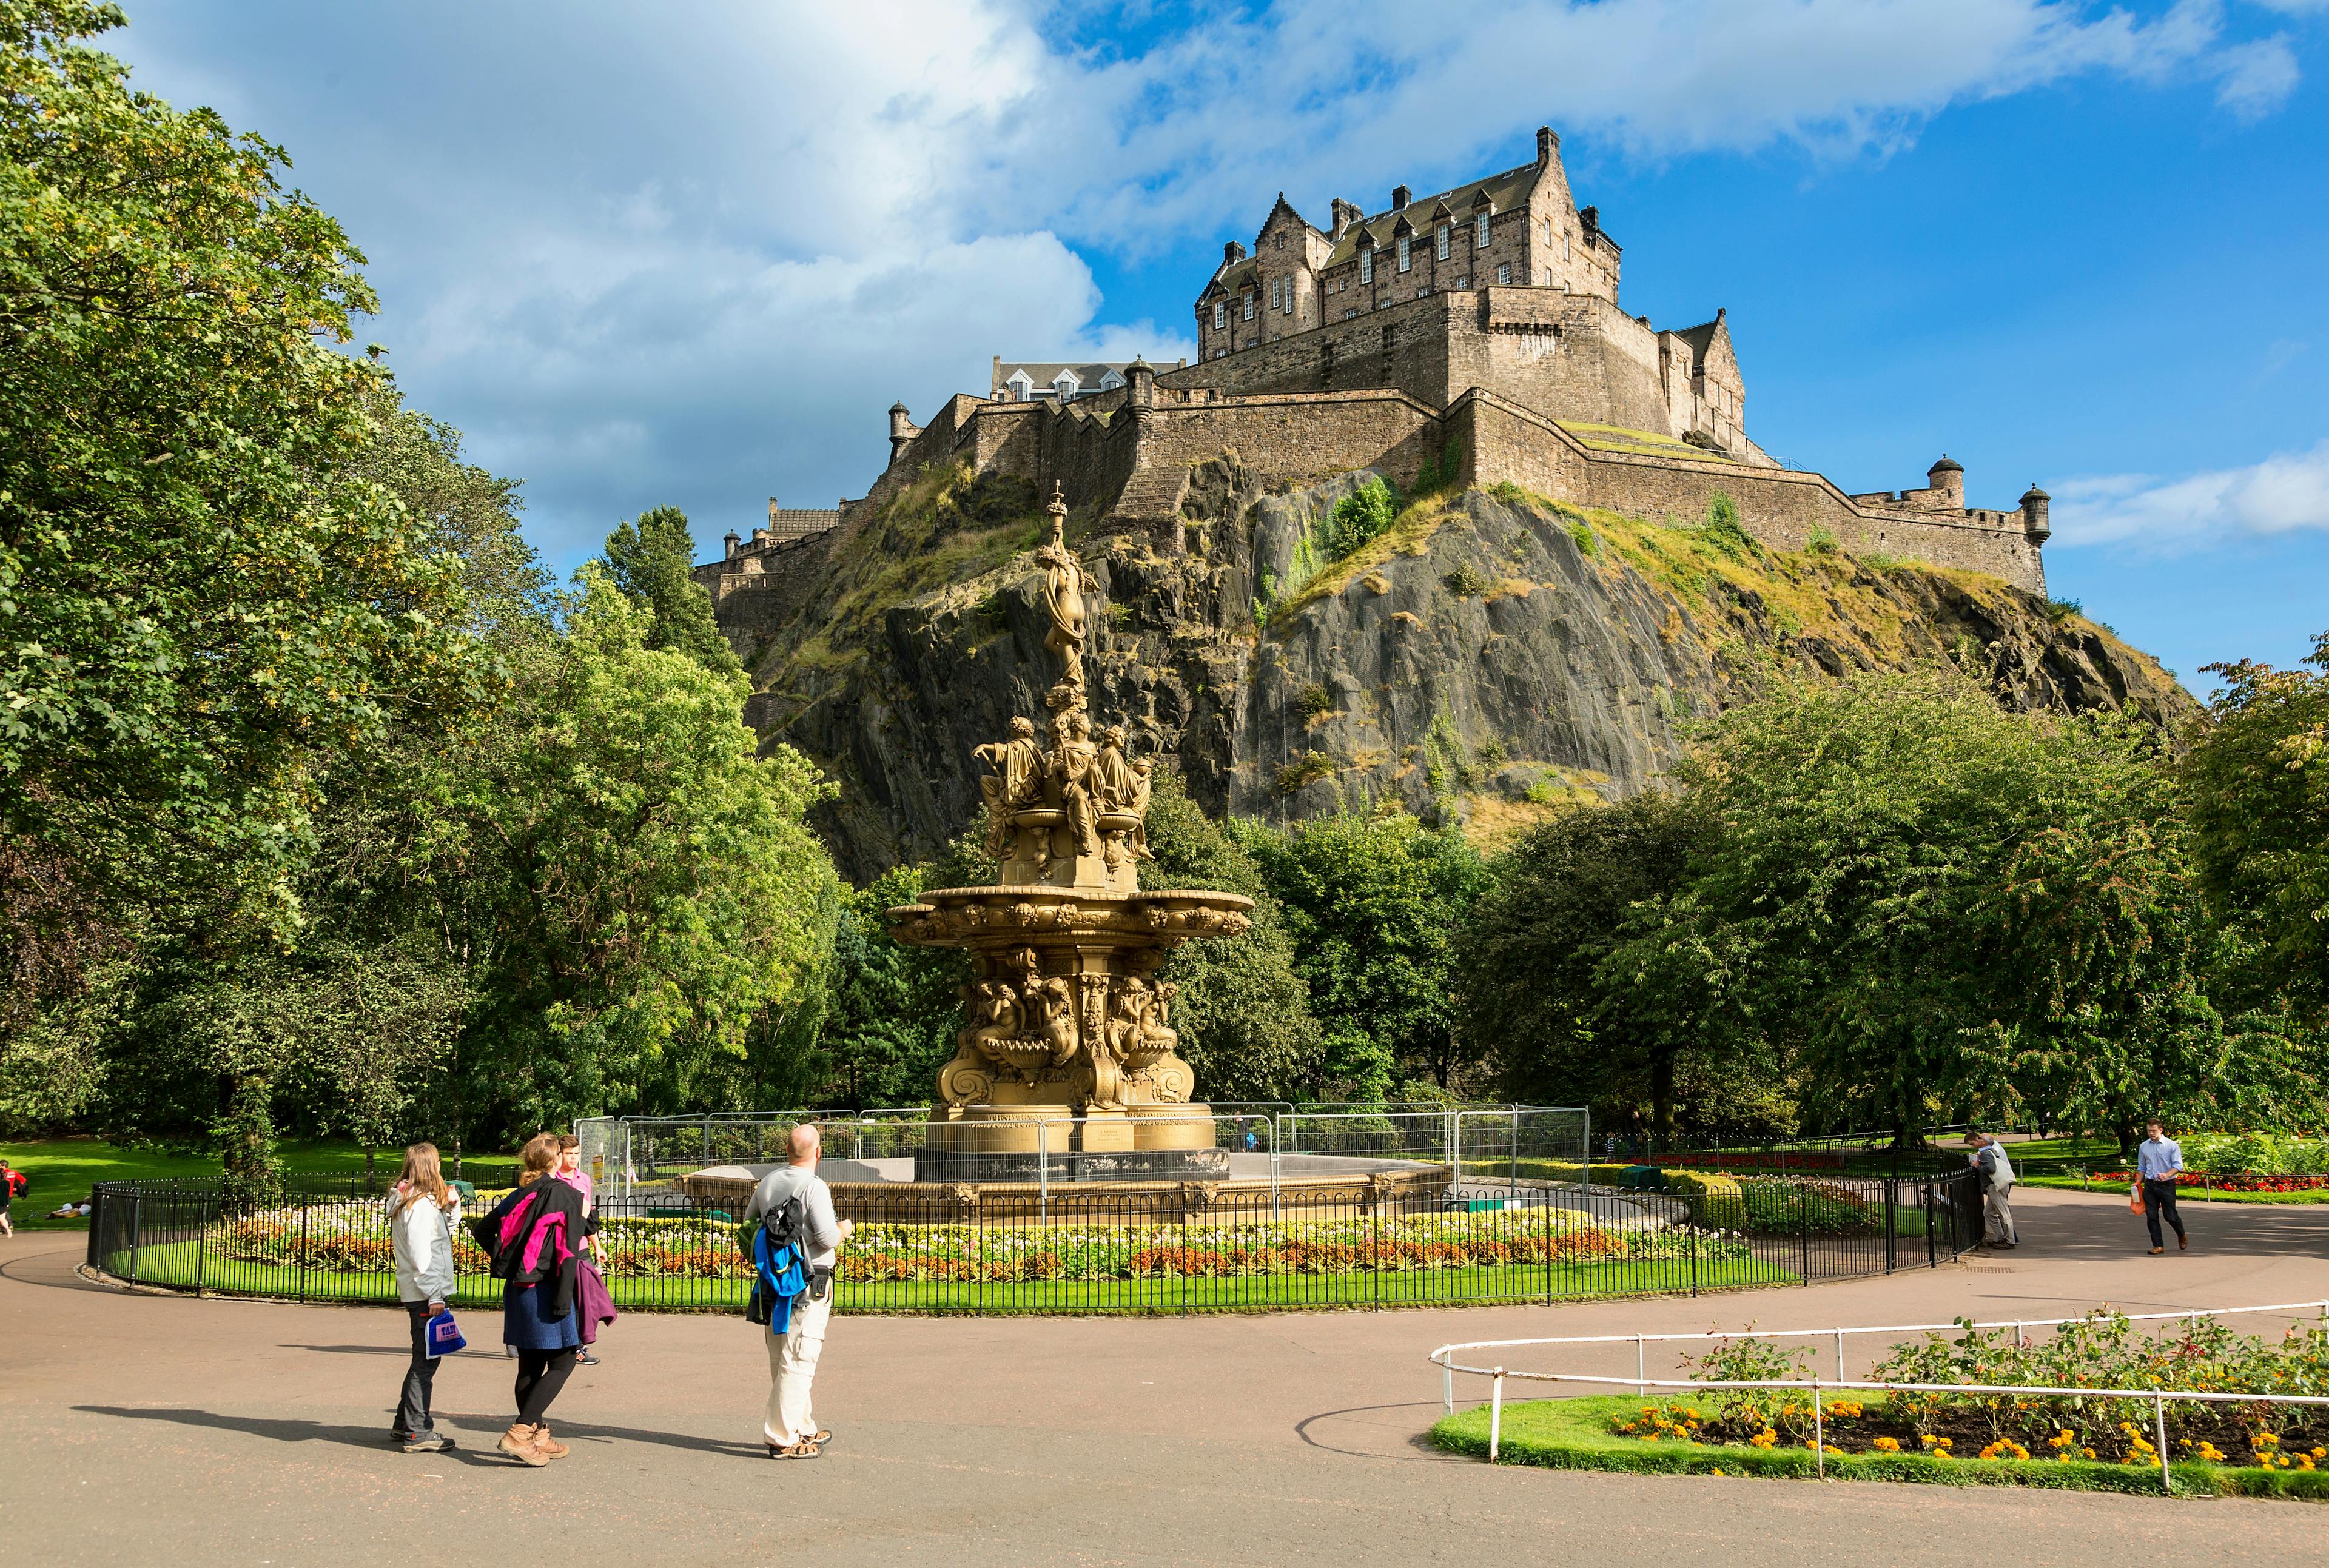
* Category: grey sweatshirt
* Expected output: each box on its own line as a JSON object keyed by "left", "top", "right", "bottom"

{"left": 745, "top": 1164, "right": 841, "bottom": 1268}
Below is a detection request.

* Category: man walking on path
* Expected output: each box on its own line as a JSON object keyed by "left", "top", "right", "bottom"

{"left": 1967, "top": 1134, "right": 2017, "bottom": 1248}
{"left": 2137, "top": 1119, "right": 2188, "bottom": 1255}
{"left": 746, "top": 1125, "right": 852, "bottom": 1459}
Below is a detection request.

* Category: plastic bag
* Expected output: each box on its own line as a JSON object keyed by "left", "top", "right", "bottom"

{"left": 2129, "top": 1185, "right": 2146, "bottom": 1215}
{"left": 425, "top": 1310, "right": 468, "bottom": 1358}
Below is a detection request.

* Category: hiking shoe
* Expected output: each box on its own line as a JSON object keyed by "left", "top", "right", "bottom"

{"left": 531, "top": 1424, "right": 571, "bottom": 1459}
{"left": 402, "top": 1433, "right": 455, "bottom": 1454}
{"left": 499, "top": 1424, "right": 551, "bottom": 1467}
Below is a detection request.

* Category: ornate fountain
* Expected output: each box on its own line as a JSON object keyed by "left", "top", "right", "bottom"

{"left": 887, "top": 484, "right": 1255, "bottom": 1174}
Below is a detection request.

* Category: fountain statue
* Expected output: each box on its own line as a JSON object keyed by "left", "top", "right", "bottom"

{"left": 888, "top": 484, "right": 1252, "bottom": 1170}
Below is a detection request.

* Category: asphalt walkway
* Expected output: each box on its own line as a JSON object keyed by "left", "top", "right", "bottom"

{"left": 5, "top": 1185, "right": 2325, "bottom": 1566}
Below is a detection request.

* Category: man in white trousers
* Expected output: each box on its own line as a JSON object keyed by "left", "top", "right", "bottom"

{"left": 746, "top": 1124, "right": 852, "bottom": 1459}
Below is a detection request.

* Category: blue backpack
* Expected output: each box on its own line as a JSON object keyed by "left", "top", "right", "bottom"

{"left": 747, "top": 1193, "right": 814, "bottom": 1334}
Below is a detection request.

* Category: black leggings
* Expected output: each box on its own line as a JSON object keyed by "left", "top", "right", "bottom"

{"left": 514, "top": 1347, "right": 577, "bottom": 1426}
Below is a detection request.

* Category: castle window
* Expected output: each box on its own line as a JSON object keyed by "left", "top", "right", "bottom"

{"left": 1269, "top": 276, "right": 1280, "bottom": 312}
{"left": 1214, "top": 300, "right": 1225, "bottom": 330}
{"left": 1053, "top": 370, "right": 1079, "bottom": 399}
{"left": 1006, "top": 369, "right": 1033, "bottom": 401}
{"left": 1243, "top": 292, "right": 1254, "bottom": 321}
{"left": 1562, "top": 230, "right": 1571, "bottom": 261}
{"left": 1099, "top": 370, "right": 1123, "bottom": 392}
{"left": 1476, "top": 212, "right": 1490, "bottom": 249}
{"left": 1435, "top": 224, "right": 1450, "bottom": 261}
{"left": 1496, "top": 263, "right": 1511, "bottom": 285}
{"left": 1396, "top": 235, "right": 1411, "bottom": 272}
{"left": 1360, "top": 246, "right": 1374, "bottom": 283}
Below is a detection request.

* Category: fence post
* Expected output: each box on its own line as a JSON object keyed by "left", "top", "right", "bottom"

{"left": 298, "top": 1198, "right": 310, "bottom": 1302}
{"left": 1883, "top": 1180, "right": 1897, "bottom": 1275}
{"left": 1510, "top": 1105, "right": 1519, "bottom": 1194}
{"left": 2154, "top": 1394, "right": 2171, "bottom": 1495}
{"left": 1689, "top": 1200, "right": 1698, "bottom": 1298}
{"left": 1926, "top": 1179, "right": 1937, "bottom": 1268}
{"left": 1443, "top": 1360, "right": 1454, "bottom": 1415}
{"left": 1800, "top": 1184, "right": 1810, "bottom": 1285}
{"left": 1813, "top": 1383, "right": 1825, "bottom": 1478}
{"left": 1038, "top": 1120, "right": 1049, "bottom": 1228}
{"left": 1489, "top": 1370, "right": 1505, "bottom": 1462}
{"left": 1636, "top": 1335, "right": 1646, "bottom": 1396}
{"left": 128, "top": 1193, "right": 143, "bottom": 1284}
{"left": 195, "top": 1191, "right": 209, "bottom": 1295}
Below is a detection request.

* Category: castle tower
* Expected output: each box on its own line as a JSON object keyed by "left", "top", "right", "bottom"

{"left": 1929, "top": 455, "right": 1964, "bottom": 508}
{"left": 889, "top": 400, "right": 919, "bottom": 464}
{"left": 2020, "top": 484, "right": 2051, "bottom": 543}
{"left": 722, "top": 529, "right": 741, "bottom": 561}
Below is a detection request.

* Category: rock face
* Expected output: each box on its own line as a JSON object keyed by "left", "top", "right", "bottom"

{"left": 724, "top": 462, "right": 2196, "bottom": 882}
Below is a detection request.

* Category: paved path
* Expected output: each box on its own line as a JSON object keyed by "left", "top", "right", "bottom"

{"left": 5, "top": 1185, "right": 2327, "bottom": 1566}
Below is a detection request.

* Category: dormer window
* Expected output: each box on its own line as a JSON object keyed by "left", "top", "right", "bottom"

{"left": 1397, "top": 234, "right": 1411, "bottom": 272}
{"left": 1053, "top": 370, "right": 1080, "bottom": 399}
{"left": 1006, "top": 369, "right": 1033, "bottom": 401}
{"left": 1213, "top": 300, "right": 1226, "bottom": 330}
{"left": 1476, "top": 212, "right": 1490, "bottom": 249}
{"left": 1360, "top": 245, "right": 1374, "bottom": 283}
{"left": 1435, "top": 224, "right": 1450, "bottom": 261}
{"left": 1099, "top": 370, "right": 1123, "bottom": 392}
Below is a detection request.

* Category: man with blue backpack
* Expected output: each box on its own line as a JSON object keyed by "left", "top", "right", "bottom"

{"left": 745, "top": 1123, "right": 851, "bottom": 1459}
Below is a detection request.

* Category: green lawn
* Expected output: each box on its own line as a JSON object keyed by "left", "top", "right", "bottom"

{"left": 1431, "top": 1393, "right": 2329, "bottom": 1500}
{"left": 3, "top": 1137, "right": 519, "bottom": 1229}
{"left": 105, "top": 1238, "right": 1796, "bottom": 1315}
{"left": 2015, "top": 1171, "right": 2329, "bottom": 1204}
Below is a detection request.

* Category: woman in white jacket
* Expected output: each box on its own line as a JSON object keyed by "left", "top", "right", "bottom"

{"left": 389, "top": 1144, "right": 462, "bottom": 1452}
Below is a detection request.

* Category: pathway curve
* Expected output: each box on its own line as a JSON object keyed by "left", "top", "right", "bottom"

{"left": 4, "top": 1184, "right": 2324, "bottom": 1566}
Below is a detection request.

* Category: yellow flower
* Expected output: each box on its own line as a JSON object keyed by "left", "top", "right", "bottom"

{"left": 1872, "top": 1436, "right": 1901, "bottom": 1453}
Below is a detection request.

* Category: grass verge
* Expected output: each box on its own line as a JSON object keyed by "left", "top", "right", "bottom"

{"left": 1430, "top": 1394, "right": 2329, "bottom": 1500}
{"left": 5, "top": 1137, "right": 519, "bottom": 1229}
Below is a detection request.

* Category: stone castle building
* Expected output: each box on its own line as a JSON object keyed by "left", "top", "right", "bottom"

{"left": 698, "top": 125, "right": 2051, "bottom": 614}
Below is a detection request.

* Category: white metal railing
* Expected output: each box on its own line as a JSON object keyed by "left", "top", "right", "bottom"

{"left": 1430, "top": 1299, "right": 2329, "bottom": 1489}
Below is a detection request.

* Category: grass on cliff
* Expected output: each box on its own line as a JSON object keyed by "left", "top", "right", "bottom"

{"left": 760, "top": 460, "right": 1049, "bottom": 688}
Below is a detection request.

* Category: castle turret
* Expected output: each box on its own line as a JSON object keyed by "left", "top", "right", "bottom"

{"left": 888, "top": 400, "right": 919, "bottom": 465}
{"left": 722, "top": 529, "right": 740, "bottom": 561}
{"left": 1928, "top": 454, "right": 1964, "bottom": 508}
{"left": 2020, "top": 484, "right": 2051, "bottom": 543}
{"left": 1127, "top": 355, "right": 1155, "bottom": 408}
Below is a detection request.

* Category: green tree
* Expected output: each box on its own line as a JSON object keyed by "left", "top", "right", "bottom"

{"left": 1236, "top": 809, "right": 1486, "bottom": 1097}
{"left": 0, "top": 1, "right": 476, "bottom": 1022}
{"left": 1141, "top": 769, "right": 1322, "bottom": 1101}
{"left": 602, "top": 505, "right": 740, "bottom": 675}
{"left": 1678, "top": 664, "right": 2247, "bottom": 1146}
{"left": 814, "top": 865, "right": 964, "bottom": 1110}
{"left": 2185, "top": 631, "right": 2329, "bottom": 1019}
{"left": 1459, "top": 791, "right": 1732, "bottom": 1141}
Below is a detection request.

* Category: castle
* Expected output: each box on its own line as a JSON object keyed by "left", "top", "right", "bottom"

{"left": 700, "top": 126, "right": 2049, "bottom": 606}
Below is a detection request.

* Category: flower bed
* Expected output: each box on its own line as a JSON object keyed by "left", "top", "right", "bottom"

{"left": 1642, "top": 1312, "right": 2329, "bottom": 1469}
{"left": 1433, "top": 1310, "right": 2329, "bottom": 1498}
{"left": 2079, "top": 1168, "right": 2329, "bottom": 1193}
{"left": 211, "top": 1200, "right": 1749, "bottom": 1284}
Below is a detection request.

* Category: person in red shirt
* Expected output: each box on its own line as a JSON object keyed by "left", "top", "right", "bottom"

{"left": 0, "top": 1159, "right": 25, "bottom": 1236}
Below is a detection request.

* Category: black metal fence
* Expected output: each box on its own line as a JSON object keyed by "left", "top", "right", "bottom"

{"left": 86, "top": 1168, "right": 1983, "bottom": 1316}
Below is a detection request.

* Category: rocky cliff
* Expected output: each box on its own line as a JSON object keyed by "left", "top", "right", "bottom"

{"left": 724, "top": 460, "right": 2197, "bottom": 881}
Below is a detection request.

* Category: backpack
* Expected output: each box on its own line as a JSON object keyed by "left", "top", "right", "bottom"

{"left": 745, "top": 1189, "right": 824, "bottom": 1330}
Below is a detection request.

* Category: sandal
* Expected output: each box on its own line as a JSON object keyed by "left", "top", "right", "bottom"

{"left": 768, "top": 1439, "right": 821, "bottom": 1460}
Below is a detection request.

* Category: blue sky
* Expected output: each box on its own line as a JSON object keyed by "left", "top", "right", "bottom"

{"left": 106, "top": 0, "right": 2329, "bottom": 691}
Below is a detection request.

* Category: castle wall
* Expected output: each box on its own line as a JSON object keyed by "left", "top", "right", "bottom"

{"left": 1449, "top": 391, "right": 2046, "bottom": 592}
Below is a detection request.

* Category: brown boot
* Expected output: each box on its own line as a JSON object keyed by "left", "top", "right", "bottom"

{"left": 531, "top": 1422, "right": 571, "bottom": 1459}
{"left": 499, "top": 1424, "right": 550, "bottom": 1467}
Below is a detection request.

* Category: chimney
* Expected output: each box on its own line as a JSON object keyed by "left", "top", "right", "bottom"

{"left": 1392, "top": 184, "right": 1411, "bottom": 210}
{"left": 723, "top": 530, "right": 740, "bottom": 561}
{"left": 1927, "top": 454, "right": 1964, "bottom": 507}
{"left": 1579, "top": 205, "right": 1600, "bottom": 240}
{"left": 1536, "top": 126, "right": 1557, "bottom": 164}
{"left": 1223, "top": 240, "right": 1246, "bottom": 264}
{"left": 1329, "top": 197, "right": 1362, "bottom": 238}
{"left": 2020, "top": 484, "right": 2051, "bottom": 543}
{"left": 992, "top": 355, "right": 1002, "bottom": 397}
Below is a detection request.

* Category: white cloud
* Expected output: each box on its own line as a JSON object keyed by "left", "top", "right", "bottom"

{"left": 2049, "top": 441, "right": 2329, "bottom": 549}
{"left": 106, "top": 0, "right": 2306, "bottom": 565}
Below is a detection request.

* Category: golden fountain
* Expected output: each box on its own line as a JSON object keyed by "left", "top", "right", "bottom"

{"left": 886, "top": 484, "right": 1255, "bottom": 1174}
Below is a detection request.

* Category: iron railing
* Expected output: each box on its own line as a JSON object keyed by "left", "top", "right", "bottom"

{"left": 85, "top": 1167, "right": 1981, "bottom": 1316}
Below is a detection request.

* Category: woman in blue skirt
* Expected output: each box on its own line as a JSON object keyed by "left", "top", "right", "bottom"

{"left": 479, "top": 1133, "right": 595, "bottom": 1466}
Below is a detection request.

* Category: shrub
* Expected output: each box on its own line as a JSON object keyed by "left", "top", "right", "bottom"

{"left": 1330, "top": 478, "right": 1399, "bottom": 560}
{"left": 1568, "top": 519, "right": 1597, "bottom": 557}
{"left": 1275, "top": 750, "right": 1336, "bottom": 796}
{"left": 1442, "top": 563, "right": 1490, "bottom": 597}
{"left": 2045, "top": 597, "right": 2082, "bottom": 624}
{"left": 1296, "top": 683, "right": 1333, "bottom": 720}
{"left": 1805, "top": 526, "right": 1838, "bottom": 555}
{"left": 1701, "top": 492, "right": 1753, "bottom": 556}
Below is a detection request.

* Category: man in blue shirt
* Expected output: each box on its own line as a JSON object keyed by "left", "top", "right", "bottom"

{"left": 2135, "top": 1119, "right": 2188, "bottom": 1255}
